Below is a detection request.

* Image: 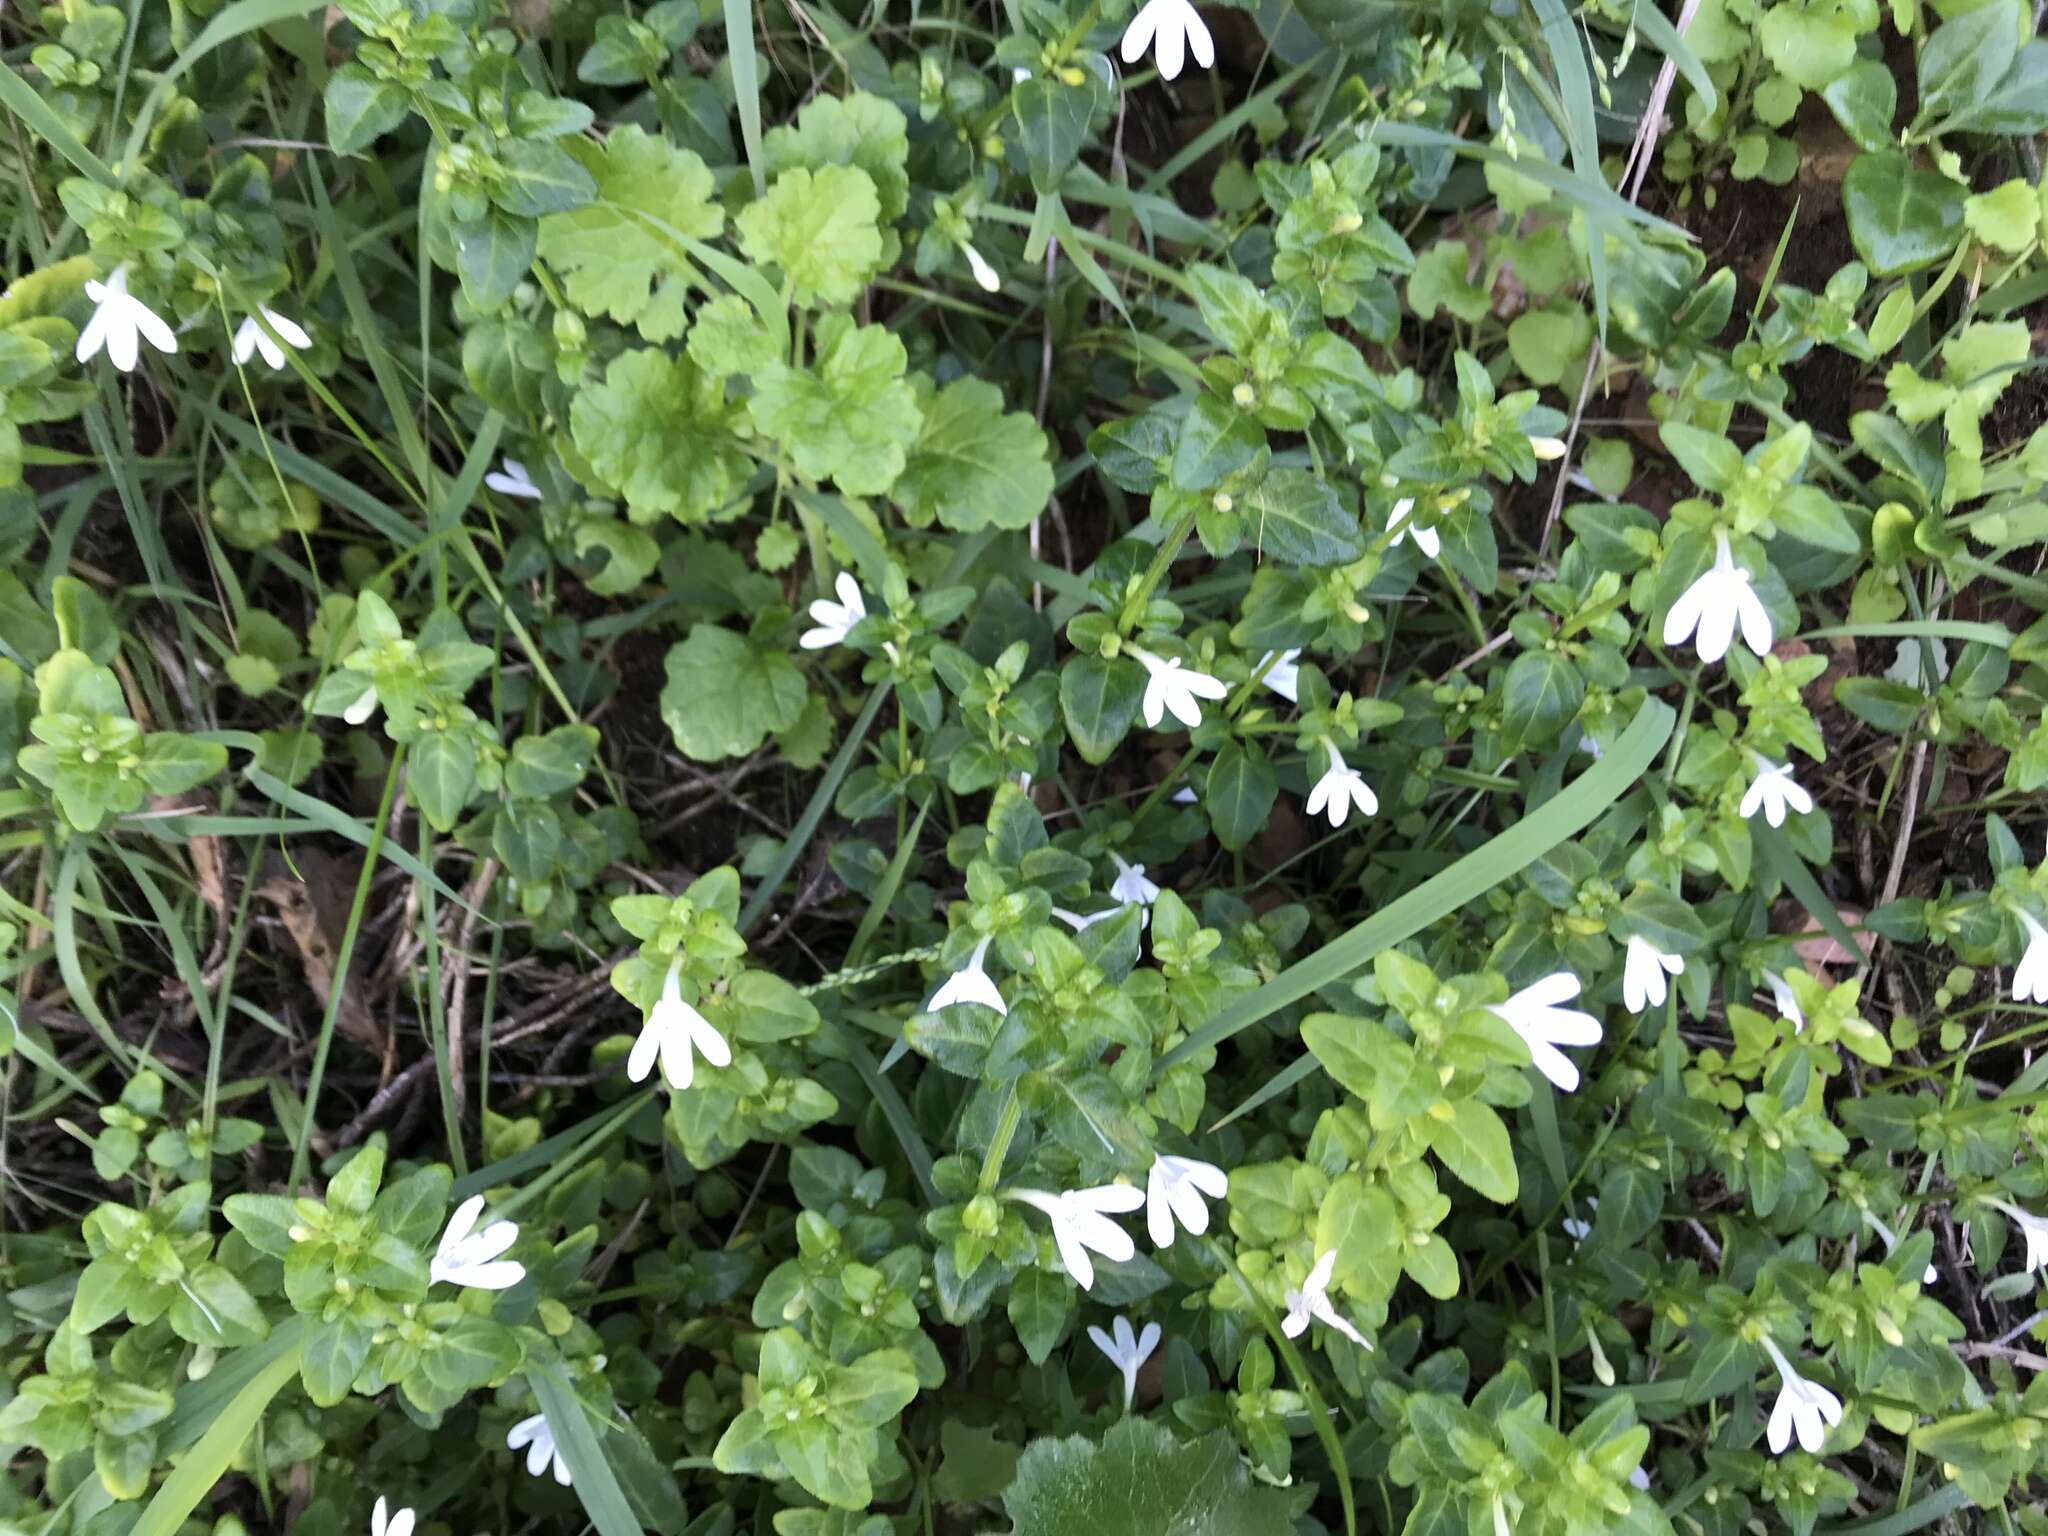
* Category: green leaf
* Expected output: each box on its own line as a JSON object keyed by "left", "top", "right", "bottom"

{"left": 660, "top": 624, "right": 808, "bottom": 761}
{"left": 735, "top": 164, "right": 885, "bottom": 308}
{"left": 452, "top": 210, "right": 538, "bottom": 311}
{"left": 1317, "top": 1173, "right": 1402, "bottom": 1308}
{"left": 1244, "top": 470, "right": 1366, "bottom": 566}
{"left": 1843, "top": 151, "right": 1966, "bottom": 277}
{"left": 891, "top": 378, "right": 1053, "bottom": 532}
{"left": 1913, "top": 2, "right": 2017, "bottom": 129}
{"left": 763, "top": 91, "right": 910, "bottom": 221}
{"left": 1011, "top": 77, "right": 1094, "bottom": 195}
{"left": 749, "top": 314, "right": 922, "bottom": 495}
{"left": 1059, "top": 655, "right": 1145, "bottom": 764}
{"left": 1301, "top": 1014, "right": 1379, "bottom": 1100}
{"left": 1758, "top": 2, "right": 1861, "bottom": 89}
{"left": 495, "top": 139, "right": 598, "bottom": 218}
{"left": 1822, "top": 60, "right": 1897, "bottom": 152}
{"left": 300, "top": 1320, "right": 370, "bottom": 1406}
{"left": 933, "top": 1421, "right": 1023, "bottom": 1504}
{"left": 570, "top": 349, "right": 750, "bottom": 521}
{"left": 324, "top": 65, "right": 409, "bottom": 155}
{"left": 1007, "top": 1269, "right": 1070, "bottom": 1366}
{"left": 538, "top": 127, "right": 723, "bottom": 341}
{"left": 1203, "top": 740, "right": 1277, "bottom": 852}
{"left": 409, "top": 732, "right": 479, "bottom": 833}
{"left": 1424, "top": 1099, "right": 1518, "bottom": 1203}
{"left": 1004, "top": 1418, "right": 1293, "bottom": 1536}
{"left": 1941, "top": 39, "right": 2048, "bottom": 133}
{"left": 1499, "top": 649, "right": 1584, "bottom": 754}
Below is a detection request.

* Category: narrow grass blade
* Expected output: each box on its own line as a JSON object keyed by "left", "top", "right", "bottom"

{"left": 130, "top": 1337, "right": 301, "bottom": 1536}
{"left": 1157, "top": 697, "right": 1675, "bottom": 1074}
{"left": 1814, "top": 1483, "right": 1969, "bottom": 1536}
{"left": 723, "top": 0, "right": 766, "bottom": 197}
{"left": 120, "top": 0, "right": 321, "bottom": 169}
{"left": 453, "top": 1090, "right": 654, "bottom": 1201}
{"left": 738, "top": 682, "right": 891, "bottom": 936}
{"left": 1753, "top": 823, "right": 1864, "bottom": 962}
{"left": 843, "top": 1029, "right": 939, "bottom": 1204}
{"left": 0, "top": 61, "right": 115, "bottom": 185}
{"left": 528, "top": 1359, "right": 648, "bottom": 1536}
{"left": 1800, "top": 620, "right": 2013, "bottom": 647}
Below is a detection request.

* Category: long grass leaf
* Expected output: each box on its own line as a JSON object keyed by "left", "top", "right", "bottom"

{"left": 723, "top": 0, "right": 766, "bottom": 197}
{"left": 130, "top": 1338, "right": 301, "bottom": 1536}
{"left": 1157, "top": 697, "right": 1676, "bottom": 1073}
{"left": 0, "top": 61, "right": 115, "bottom": 185}
{"left": 528, "top": 1360, "right": 648, "bottom": 1536}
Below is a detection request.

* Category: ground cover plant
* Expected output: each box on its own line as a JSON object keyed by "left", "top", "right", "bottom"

{"left": 0, "top": 0, "right": 2047, "bottom": 1531}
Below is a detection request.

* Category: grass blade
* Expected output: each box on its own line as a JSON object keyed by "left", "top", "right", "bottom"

{"left": 1753, "top": 823, "right": 1864, "bottom": 962}
{"left": 723, "top": 0, "right": 766, "bottom": 198}
{"left": 119, "top": 0, "right": 321, "bottom": 169}
{"left": 130, "top": 1336, "right": 302, "bottom": 1536}
{"left": 1157, "top": 697, "right": 1676, "bottom": 1074}
{"left": 737, "top": 682, "right": 891, "bottom": 936}
{"left": 0, "top": 61, "right": 115, "bottom": 186}
{"left": 527, "top": 1359, "right": 648, "bottom": 1536}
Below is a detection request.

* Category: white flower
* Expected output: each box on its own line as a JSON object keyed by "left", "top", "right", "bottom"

{"left": 961, "top": 242, "right": 1001, "bottom": 293}
{"left": 1740, "top": 756, "right": 1813, "bottom": 828}
{"left": 342, "top": 680, "right": 379, "bottom": 726}
{"left": 1984, "top": 1198, "right": 2048, "bottom": 1273}
{"left": 1760, "top": 1336, "right": 1843, "bottom": 1456}
{"left": 1010, "top": 1183, "right": 1146, "bottom": 1291}
{"left": 1051, "top": 906, "right": 1120, "bottom": 931}
{"left": 1860, "top": 1209, "right": 1937, "bottom": 1285}
{"left": 1528, "top": 434, "right": 1569, "bottom": 461}
{"left": 1562, "top": 1198, "right": 1597, "bottom": 1245}
{"left": 926, "top": 935, "right": 1007, "bottom": 1016}
{"left": 76, "top": 266, "right": 177, "bottom": 372}
{"left": 1170, "top": 786, "right": 1199, "bottom": 804}
{"left": 429, "top": 1194, "right": 525, "bottom": 1290}
{"left": 1280, "top": 1249, "right": 1371, "bottom": 1350}
{"left": 1761, "top": 968, "right": 1805, "bottom": 1030}
{"left": 1118, "top": 0, "right": 1213, "bottom": 81}
{"left": 371, "top": 1497, "right": 415, "bottom": 1536}
{"left": 1145, "top": 1154, "right": 1227, "bottom": 1249}
{"left": 485, "top": 458, "right": 543, "bottom": 499}
{"left": 1884, "top": 637, "right": 1948, "bottom": 690}
{"left": 1109, "top": 853, "right": 1161, "bottom": 908}
{"left": 1304, "top": 741, "right": 1378, "bottom": 828}
{"left": 1621, "top": 935, "right": 1684, "bottom": 1014}
{"left": 1386, "top": 497, "right": 1439, "bottom": 559}
{"left": 1488, "top": 972, "right": 1603, "bottom": 1093}
{"left": 2014, "top": 911, "right": 2048, "bottom": 1004}
{"left": 1129, "top": 647, "right": 1229, "bottom": 730}
{"left": 1086, "top": 1314, "right": 1161, "bottom": 1409}
{"left": 800, "top": 572, "right": 867, "bottom": 651}
{"left": 1257, "top": 649, "right": 1301, "bottom": 704}
{"left": 1628, "top": 1467, "right": 1651, "bottom": 1491}
{"left": 627, "top": 961, "right": 731, "bottom": 1090}
{"left": 231, "top": 307, "right": 311, "bottom": 370}
{"left": 1663, "top": 532, "right": 1773, "bottom": 664}
{"left": 507, "top": 1412, "right": 572, "bottom": 1485}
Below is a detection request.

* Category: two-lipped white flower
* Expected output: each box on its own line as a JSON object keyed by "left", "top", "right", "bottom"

{"left": 1281, "top": 1250, "right": 1371, "bottom": 1349}
{"left": 341, "top": 680, "right": 379, "bottom": 726}
{"left": 1859, "top": 1209, "right": 1937, "bottom": 1285}
{"left": 1086, "top": 1314, "right": 1162, "bottom": 1409}
{"left": 1051, "top": 905, "right": 1120, "bottom": 932}
{"left": 1621, "top": 935, "right": 1684, "bottom": 1013}
{"left": 2013, "top": 911, "right": 2048, "bottom": 1004}
{"left": 1386, "top": 497, "right": 1439, "bottom": 560}
{"left": 1257, "top": 649, "right": 1301, "bottom": 704}
{"left": 1760, "top": 968, "right": 1805, "bottom": 1030}
{"left": 1304, "top": 741, "right": 1378, "bottom": 828}
{"left": 77, "top": 267, "right": 178, "bottom": 372}
{"left": 800, "top": 572, "right": 867, "bottom": 651}
{"left": 231, "top": 307, "right": 311, "bottom": 370}
{"left": 627, "top": 961, "right": 731, "bottom": 1090}
{"left": 507, "top": 1411, "right": 573, "bottom": 1485}
{"left": 1529, "top": 434, "right": 1569, "bottom": 462}
{"left": 1664, "top": 532, "right": 1773, "bottom": 664}
{"left": 1118, "top": 0, "right": 1213, "bottom": 81}
{"left": 1489, "top": 972, "right": 1603, "bottom": 1092}
{"left": 1010, "top": 1183, "right": 1146, "bottom": 1291}
{"left": 960, "top": 242, "right": 1001, "bottom": 293}
{"left": 1759, "top": 1336, "right": 1843, "bottom": 1456}
{"left": 1145, "top": 1154, "right": 1227, "bottom": 1248}
{"left": 926, "top": 935, "right": 1007, "bottom": 1016}
{"left": 485, "top": 458, "right": 543, "bottom": 499}
{"left": 1741, "top": 756, "right": 1813, "bottom": 828}
{"left": 1984, "top": 1198, "right": 2048, "bottom": 1273}
{"left": 429, "top": 1195, "right": 525, "bottom": 1290}
{"left": 1562, "top": 1198, "right": 1598, "bottom": 1245}
{"left": 1109, "top": 853, "right": 1161, "bottom": 908}
{"left": 1129, "top": 647, "right": 1229, "bottom": 730}
{"left": 371, "top": 1497, "right": 415, "bottom": 1536}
